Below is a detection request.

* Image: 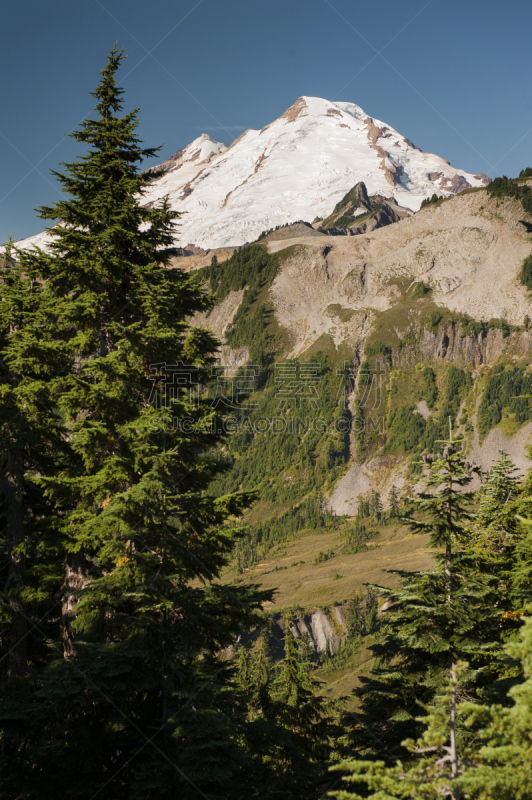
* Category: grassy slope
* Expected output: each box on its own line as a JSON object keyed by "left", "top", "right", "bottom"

{"left": 220, "top": 519, "right": 431, "bottom": 612}
{"left": 216, "top": 515, "right": 432, "bottom": 705}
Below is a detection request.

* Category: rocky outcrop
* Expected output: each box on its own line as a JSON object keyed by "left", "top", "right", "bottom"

{"left": 428, "top": 171, "right": 473, "bottom": 193}
{"left": 281, "top": 96, "right": 308, "bottom": 122}
{"left": 319, "top": 181, "right": 405, "bottom": 238}
{"left": 393, "top": 326, "right": 532, "bottom": 370}
{"left": 325, "top": 203, "right": 401, "bottom": 236}
{"left": 267, "top": 608, "right": 348, "bottom": 660}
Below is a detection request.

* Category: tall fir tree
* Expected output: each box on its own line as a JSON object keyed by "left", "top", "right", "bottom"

{"left": 388, "top": 484, "right": 399, "bottom": 519}
{"left": 0, "top": 47, "right": 273, "bottom": 800}
{"left": 332, "top": 662, "right": 472, "bottom": 800}
{"left": 466, "top": 450, "right": 525, "bottom": 654}
{"left": 508, "top": 470, "right": 532, "bottom": 610}
{"left": 268, "top": 615, "right": 342, "bottom": 797}
{"left": 472, "top": 450, "right": 522, "bottom": 558}
{"left": 333, "top": 613, "right": 532, "bottom": 800}
{"left": 348, "top": 428, "right": 502, "bottom": 763}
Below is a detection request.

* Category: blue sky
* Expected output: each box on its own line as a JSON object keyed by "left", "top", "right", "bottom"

{"left": 1, "top": 0, "right": 531, "bottom": 243}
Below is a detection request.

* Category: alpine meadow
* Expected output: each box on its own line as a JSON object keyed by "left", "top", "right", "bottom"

{"left": 3, "top": 42, "right": 532, "bottom": 800}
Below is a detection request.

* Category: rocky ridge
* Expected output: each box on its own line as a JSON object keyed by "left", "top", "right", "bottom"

{"left": 190, "top": 186, "right": 532, "bottom": 511}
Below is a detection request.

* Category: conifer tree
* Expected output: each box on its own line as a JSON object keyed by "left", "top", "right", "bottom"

{"left": 0, "top": 234, "right": 67, "bottom": 698}
{"left": 459, "top": 612, "right": 532, "bottom": 799}
{"left": 297, "top": 630, "right": 315, "bottom": 666}
{"left": 235, "top": 617, "right": 340, "bottom": 799}
{"left": 473, "top": 450, "right": 521, "bottom": 556}
{"left": 332, "top": 663, "right": 471, "bottom": 800}
{"left": 268, "top": 616, "right": 342, "bottom": 795}
{"left": 466, "top": 450, "right": 525, "bottom": 649}
{"left": 370, "top": 490, "right": 382, "bottom": 523}
{"left": 334, "top": 615, "right": 532, "bottom": 800}
{"left": 508, "top": 472, "right": 532, "bottom": 610}
{"left": 1, "top": 47, "right": 272, "bottom": 799}
{"left": 388, "top": 484, "right": 399, "bottom": 518}
{"left": 348, "top": 427, "right": 501, "bottom": 762}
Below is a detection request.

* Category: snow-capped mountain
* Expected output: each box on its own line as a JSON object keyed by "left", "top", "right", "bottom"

{"left": 13, "top": 96, "right": 490, "bottom": 252}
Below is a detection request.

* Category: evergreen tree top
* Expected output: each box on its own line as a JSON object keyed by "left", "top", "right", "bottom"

{"left": 405, "top": 423, "right": 474, "bottom": 550}
{"left": 91, "top": 43, "right": 127, "bottom": 117}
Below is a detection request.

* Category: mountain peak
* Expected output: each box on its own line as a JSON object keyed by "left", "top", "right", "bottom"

{"left": 14, "top": 97, "right": 490, "bottom": 251}
{"left": 281, "top": 96, "right": 369, "bottom": 124}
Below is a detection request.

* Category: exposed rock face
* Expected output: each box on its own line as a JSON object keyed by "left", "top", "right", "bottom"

{"left": 353, "top": 180, "right": 370, "bottom": 207}
{"left": 144, "top": 148, "right": 184, "bottom": 175}
{"left": 395, "top": 326, "right": 532, "bottom": 370}
{"left": 281, "top": 96, "right": 308, "bottom": 122}
{"left": 273, "top": 608, "right": 347, "bottom": 658}
{"left": 365, "top": 117, "right": 401, "bottom": 187}
{"left": 448, "top": 174, "right": 472, "bottom": 192}
{"left": 239, "top": 607, "right": 349, "bottom": 662}
{"left": 187, "top": 189, "right": 532, "bottom": 369}
{"left": 266, "top": 189, "right": 532, "bottom": 356}
{"left": 318, "top": 180, "right": 406, "bottom": 237}
{"left": 182, "top": 186, "right": 532, "bottom": 520}
{"left": 326, "top": 204, "right": 402, "bottom": 236}
{"left": 182, "top": 243, "right": 207, "bottom": 256}
{"left": 428, "top": 171, "right": 472, "bottom": 193}
{"left": 144, "top": 133, "right": 226, "bottom": 177}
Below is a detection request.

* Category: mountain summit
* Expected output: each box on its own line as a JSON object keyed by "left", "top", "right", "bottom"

{"left": 16, "top": 96, "right": 490, "bottom": 252}
{"left": 142, "top": 96, "right": 489, "bottom": 248}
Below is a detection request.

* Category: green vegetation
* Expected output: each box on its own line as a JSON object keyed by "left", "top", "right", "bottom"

{"left": 364, "top": 339, "right": 392, "bottom": 360}
{"left": 327, "top": 303, "right": 356, "bottom": 323}
{"left": 420, "top": 192, "right": 443, "bottom": 208}
{"left": 257, "top": 220, "right": 311, "bottom": 239}
{"left": 455, "top": 312, "right": 513, "bottom": 338}
{"left": 200, "top": 244, "right": 281, "bottom": 367}
{"left": 235, "top": 616, "right": 343, "bottom": 795}
{"left": 384, "top": 366, "right": 472, "bottom": 457}
{"left": 487, "top": 173, "right": 532, "bottom": 215}
{"left": 331, "top": 440, "right": 532, "bottom": 799}
{"left": 0, "top": 48, "right": 272, "bottom": 800}
{"left": 520, "top": 253, "right": 532, "bottom": 290}
{"left": 6, "top": 50, "right": 532, "bottom": 800}
{"left": 210, "top": 352, "right": 350, "bottom": 504}
{"left": 412, "top": 279, "right": 430, "bottom": 298}
{"left": 318, "top": 182, "right": 382, "bottom": 231}
{"left": 327, "top": 205, "right": 381, "bottom": 230}
{"left": 477, "top": 365, "right": 532, "bottom": 435}
{"left": 421, "top": 365, "right": 438, "bottom": 408}
{"left": 312, "top": 548, "right": 336, "bottom": 564}
{"left": 202, "top": 242, "right": 278, "bottom": 303}
{"left": 236, "top": 497, "right": 338, "bottom": 569}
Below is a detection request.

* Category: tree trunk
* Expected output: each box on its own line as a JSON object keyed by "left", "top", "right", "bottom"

{"left": 449, "top": 663, "right": 461, "bottom": 800}
{"left": 445, "top": 541, "right": 452, "bottom": 604}
{"left": 61, "top": 557, "right": 90, "bottom": 658}
{"left": 446, "top": 465, "right": 453, "bottom": 603}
